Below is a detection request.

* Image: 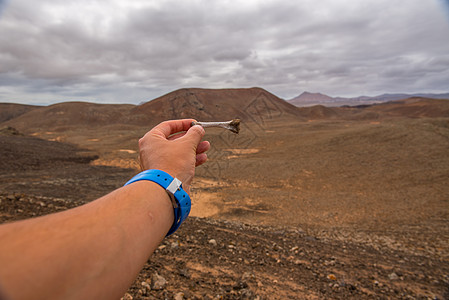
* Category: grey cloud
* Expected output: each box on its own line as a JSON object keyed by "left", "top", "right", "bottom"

{"left": 0, "top": 0, "right": 7, "bottom": 16}
{"left": 0, "top": 0, "right": 448, "bottom": 104}
{"left": 213, "top": 48, "right": 252, "bottom": 62}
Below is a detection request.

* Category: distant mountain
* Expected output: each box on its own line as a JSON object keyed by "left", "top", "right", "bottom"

{"left": 293, "top": 97, "right": 449, "bottom": 121}
{"left": 288, "top": 92, "right": 449, "bottom": 107}
{"left": 289, "top": 92, "right": 333, "bottom": 105}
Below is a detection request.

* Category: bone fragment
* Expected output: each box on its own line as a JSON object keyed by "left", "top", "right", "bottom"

{"left": 191, "top": 119, "right": 240, "bottom": 134}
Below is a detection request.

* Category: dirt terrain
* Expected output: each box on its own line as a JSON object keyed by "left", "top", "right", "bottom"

{"left": 1, "top": 89, "right": 449, "bottom": 299}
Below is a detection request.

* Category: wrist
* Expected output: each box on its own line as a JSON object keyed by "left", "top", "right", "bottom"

{"left": 122, "top": 180, "right": 175, "bottom": 238}
{"left": 145, "top": 166, "right": 193, "bottom": 192}
{"left": 124, "top": 169, "right": 192, "bottom": 236}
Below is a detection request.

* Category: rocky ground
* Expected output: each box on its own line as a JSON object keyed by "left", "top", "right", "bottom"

{"left": 1, "top": 131, "right": 449, "bottom": 299}
{"left": 1, "top": 193, "right": 448, "bottom": 299}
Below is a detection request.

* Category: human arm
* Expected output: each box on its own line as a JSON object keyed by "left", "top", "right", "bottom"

{"left": 0, "top": 119, "right": 209, "bottom": 300}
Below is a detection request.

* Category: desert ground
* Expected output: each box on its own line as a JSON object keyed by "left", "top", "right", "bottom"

{"left": 1, "top": 88, "right": 449, "bottom": 299}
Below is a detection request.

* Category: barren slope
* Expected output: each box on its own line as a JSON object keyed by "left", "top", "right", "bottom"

{"left": 1, "top": 134, "right": 448, "bottom": 299}
{"left": 365, "top": 97, "right": 449, "bottom": 118}
{"left": 2, "top": 102, "right": 136, "bottom": 132}
{"left": 0, "top": 103, "right": 40, "bottom": 123}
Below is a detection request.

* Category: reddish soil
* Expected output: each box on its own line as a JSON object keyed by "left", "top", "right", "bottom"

{"left": 1, "top": 128, "right": 448, "bottom": 299}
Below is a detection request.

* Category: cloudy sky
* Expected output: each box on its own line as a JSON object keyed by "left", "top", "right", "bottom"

{"left": 0, "top": 0, "right": 448, "bottom": 105}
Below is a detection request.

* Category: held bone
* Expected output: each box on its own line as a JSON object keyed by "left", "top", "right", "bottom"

{"left": 191, "top": 119, "right": 240, "bottom": 134}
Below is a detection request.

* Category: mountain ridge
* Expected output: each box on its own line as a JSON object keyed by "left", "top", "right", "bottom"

{"left": 288, "top": 91, "right": 449, "bottom": 107}
{"left": 2, "top": 89, "right": 449, "bottom": 135}
{"left": 1, "top": 87, "right": 303, "bottom": 133}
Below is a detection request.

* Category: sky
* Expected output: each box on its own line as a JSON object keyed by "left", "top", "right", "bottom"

{"left": 0, "top": 0, "right": 448, "bottom": 105}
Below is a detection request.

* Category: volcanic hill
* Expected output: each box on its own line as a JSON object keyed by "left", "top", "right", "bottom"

{"left": 133, "top": 87, "right": 302, "bottom": 123}
{"left": 3, "top": 88, "right": 302, "bottom": 133}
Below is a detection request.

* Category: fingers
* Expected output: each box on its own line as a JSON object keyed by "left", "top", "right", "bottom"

{"left": 151, "top": 119, "right": 196, "bottom": 138}
{"left": 196, "top": 140, "right": 210, "bottom": 154}
{"left": 195, "top": 153, "right": 208, "bottom": 166}
{"left": 195, "top": 141, "right": 210, "bottom": 166}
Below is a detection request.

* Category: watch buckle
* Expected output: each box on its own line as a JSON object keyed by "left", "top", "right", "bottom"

{"left": 166, "top": 177, "right": 182, "bottom": 208}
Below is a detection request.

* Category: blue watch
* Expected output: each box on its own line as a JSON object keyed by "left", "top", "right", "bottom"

{"left": 124, "top": 169, "right": 191, "bottom": 236}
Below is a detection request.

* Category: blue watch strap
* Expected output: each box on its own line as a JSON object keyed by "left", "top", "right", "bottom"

{"left": 124, "top": 169, "right": 191, "bottom": 236}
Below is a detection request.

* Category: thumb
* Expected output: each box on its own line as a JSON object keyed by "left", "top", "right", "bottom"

{"left": 183, "top": 125, "right": 205, "bottom": 147}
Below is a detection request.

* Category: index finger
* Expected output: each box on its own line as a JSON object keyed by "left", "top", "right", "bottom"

{"left": 151, "top": 119, "right": 196, "bottom": 138}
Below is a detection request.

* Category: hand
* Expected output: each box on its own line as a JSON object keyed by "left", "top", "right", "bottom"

{"left": 138, "top": 119, "right": 210, "bottom": 193}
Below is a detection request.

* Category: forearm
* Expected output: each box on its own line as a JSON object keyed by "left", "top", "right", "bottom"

{"left": 0, "top": 181, "right": 174, "bottom": 300}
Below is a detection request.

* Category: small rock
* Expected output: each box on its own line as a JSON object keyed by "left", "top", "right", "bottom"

{"left": 242, "top": 272, "right": 255, "bottom": 281}
{"left": 151, "top": 272, "right": 167, "bottom": 290}
{"left": 141, "top": 281, "right": 151, "bottom": 291}
{"left": 327, "top": 274, "right": 337, "bottom": 281}
{"left": 208, "top": 239, "right": 217, "bottom": 246}
{"left": 173, "top": 292, "right": 184, "bottom": 300}
{"left": 389, "top": 272, "right": 399, "bottom": 281}
{"left": 178, "top": 268, "right": 191, "bottom": 278}
{"left": 121, "top": 293, "right": 133, "bottom": 300}
{"left": 171, "top": 241, "right": 179, "bottom": 248}
{"left": 239, "top": 288, "right": 254, "bottom": 298}
{"left": 272, "top": 243, "right": 280, "bottom": 251}
{"left": 233, "top": 281, "right": 248, "bottom": 290}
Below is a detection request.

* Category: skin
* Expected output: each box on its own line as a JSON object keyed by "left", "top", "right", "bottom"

{"left": 0, "top": 119, "right": 210, "bottom": 300}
